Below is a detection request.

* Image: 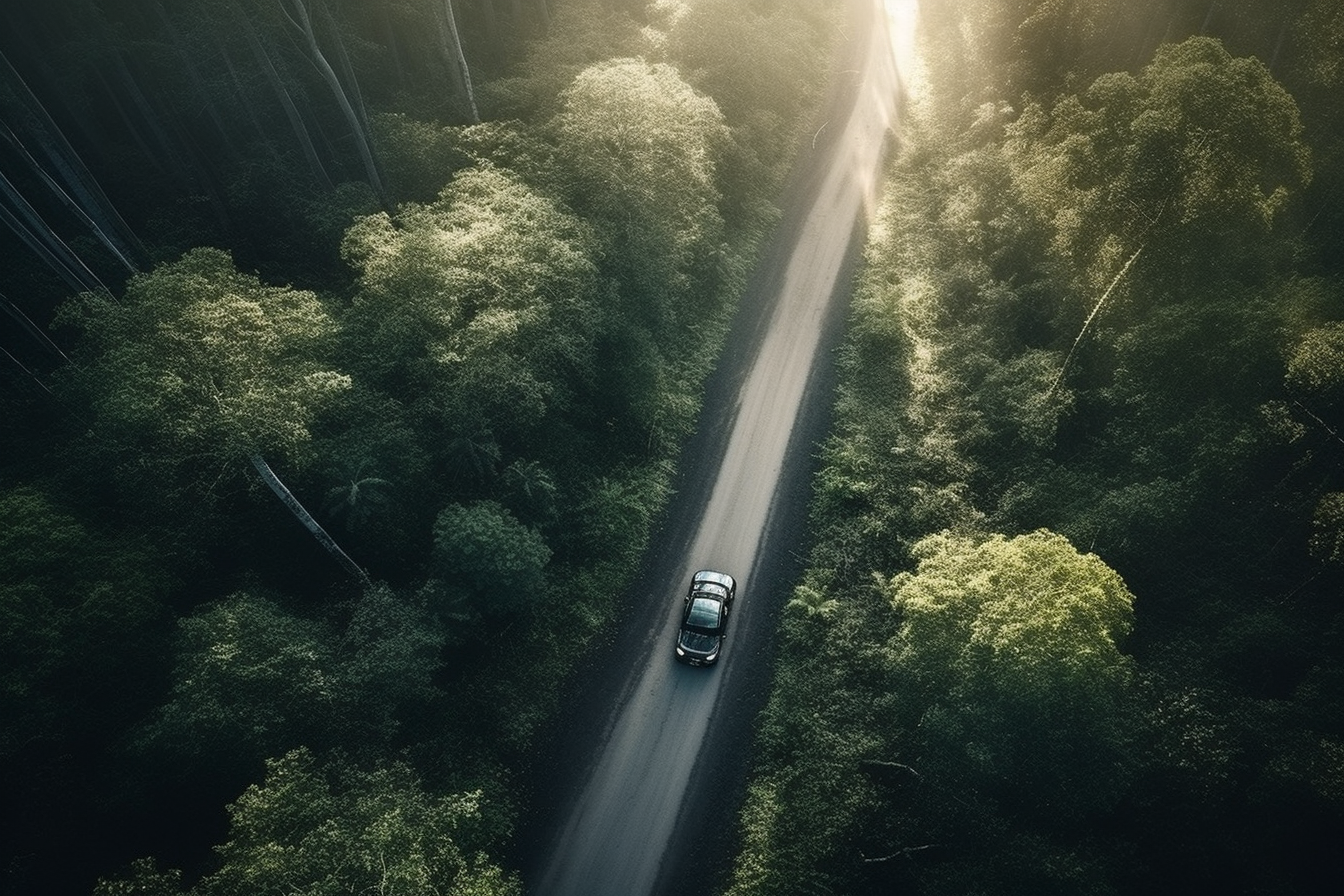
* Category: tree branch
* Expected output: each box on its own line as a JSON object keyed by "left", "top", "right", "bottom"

{"left": 1293, "top": 399, "right": 1344, "bottom": 449}
{"left": 859, "top": 759, "right": 922, "bottom": 778}
{"left": 862, "top": 843, "right": 940, "bottom": 863}
{"left": 1048, "top": 243, "right": 1144, "bottom": 398}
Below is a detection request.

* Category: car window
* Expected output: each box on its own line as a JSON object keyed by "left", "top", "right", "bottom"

{"left": 686, "top": 596, "right": 722, "bottom": 628}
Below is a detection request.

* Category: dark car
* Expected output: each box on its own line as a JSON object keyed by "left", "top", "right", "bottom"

{"left": 675, "top": 570, "right": 737, "bottom": 666}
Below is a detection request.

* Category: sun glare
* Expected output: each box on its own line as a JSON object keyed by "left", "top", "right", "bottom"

{"left": 886, "top": 0, "right": 925, "bottom": 100}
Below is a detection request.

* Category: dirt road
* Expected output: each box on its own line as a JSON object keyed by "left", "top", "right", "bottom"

{"left": 521, "top": 3, "right": 916, "bottom": 894}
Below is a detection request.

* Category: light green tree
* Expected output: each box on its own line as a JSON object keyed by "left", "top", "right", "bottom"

{"left": 200, "top": 748, "right": 518, "bottom": 896}
{"left": 553, "top": 57, "right": 728, "bottom": 334}
{"left": 99, "top": 747, "right": 519, "bottom": 896}
{"left": 59, "top": 247, "right": 347, "bottom": 462}
{"left": 887, "top": 529, "right": 1137, "bottom": 821}
{"left": 57, "top": 247, "right": 364, "bottom": 580}
{"left": 342, "top": 164, "right": 600, "bottom": 440}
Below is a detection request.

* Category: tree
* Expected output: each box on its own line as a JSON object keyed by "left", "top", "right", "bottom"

{"left": 1287, "top": 321, "right": 1344, "bottom": 406}
{"left": 335, "top": 584, "right": 446, "bottom": 741}
{"left": 134, "top": 591, "right": 338, "bottom": 782}
{"left": 323, "top": 459, "right": 393, "bottom": 531}
{"left": 279, "top": 0, "right": 388, "bottom": 206}
{"left": 886, "top": 529, "right": 1137, "bottom": 822}
{"left": 134, "top": 583, "right": 449, "bottom": 787}
{"left": 439, "top": 0, "right": 479, "bottom": 122}
{"left": 553, "top": 57, "right": 728, "bottom": 336}
{"left": 1007, "top": 36, "right": 1310, "bottom": 297}
{"left": 341, "top": 164, "right": 600, "bottom": 443}
{"left": 785, "top": 583, "right": 838, "bottom": 620}
{"left": 56, "top": 246, "right": 364, "bottom": 579}
{"left": 0, "top": 483, "right": 165, "bottom": 788}
{"left": 430, "top": 500, "right": 550, "bottom": 617}
{"left": 100, "top": 747, "right": 520, "bottom": 896}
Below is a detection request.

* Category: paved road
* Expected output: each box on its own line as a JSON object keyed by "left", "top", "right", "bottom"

{"left": 521, "top": 3, "right": 917, "bottom": 894}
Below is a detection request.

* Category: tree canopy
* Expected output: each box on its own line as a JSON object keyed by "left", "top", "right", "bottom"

{"left": 58, "top": 246, "right": 349, "bottom": 469}
{"left": 342, "top": 164, "right": 600, "bottom": 438}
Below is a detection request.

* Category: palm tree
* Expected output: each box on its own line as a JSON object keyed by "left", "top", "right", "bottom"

{"left": 323, "top": 460, "right": 392, "bottom": 531}
{"left": 786, "top": 584, "right": 838, "bottom": 620}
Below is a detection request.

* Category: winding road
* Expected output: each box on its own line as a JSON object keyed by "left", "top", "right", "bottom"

{"left": 521, "top": 2, "right": 918, "bottom": 894}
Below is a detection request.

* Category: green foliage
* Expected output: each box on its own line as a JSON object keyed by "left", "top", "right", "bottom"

{"left": 1, "top": 0, "right": 849, "bottom": 891}
{"left": 0, "top": 485, "right": 165, "bottom": 761}
{"left": 887, "top": 530, "right": 1137, "bottom": 822}
{"left": 185, "top": 747, "right": 519, "bottom": 896}
{"left": 57, "top": 247, "right": 349, "bottom": 474}
{"left": 1287, "top": 321, "right": 1344, "bottom": 402}
{"left": 136, "top": 588, "right": 446, "bottom": 782}
{"left": 342, "top": 164, "right": 600, "bottom": 442}
{"left": 731, "top": 6, "right": 1342, "bottom": 895}
{"left": 784, "top": 583, "right": 838, "bottom": 620}
{"left": 93, "top": 858, "right": 183, "bottom": 896}
{"left": 431, "top": 501, "right": 551, "bottom": 617}
{"left": 725, "top": 580, "right": 901, "bottom": 896}
{"left": 1309, "top": 493, "right": 1344, "bottom": 564}
{"left": 563, "top": 462, "right": 674, "bottom": 565}
{"left": 1006, "top": 36, "right": 1310, "bottom": 293}
{"left": 662, "top": 0, "right": 832, "bottom": 224}
{"left": 133, "top": 592, "right": 339, "bottom": 778}
{"left": 478, "top": 0, "right": 646, "bottom": 120}
{"left": 553, "top": 56, "right": 729, "bottom": 335}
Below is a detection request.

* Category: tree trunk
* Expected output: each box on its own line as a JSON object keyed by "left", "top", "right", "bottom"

{"left": 251, "top": 452, "right": 371, "bottom": 587}
{"left": 0, "top": 50, "right": 143, "bottom": 263}
{"left": 152, "top": 2, "right": 240, "bottom": 164}
{"left": 238, "top": 8, "right": 334, "bottom": 189}
{"left": 0, "top": 117, "right": 138, "bottom": 272}
{"left": 1048, "top": 244, "right": 1144, "bottom": 397}
{"left": 1, "top": 294, "right": 70, "bottom": 362}
{"left": 0, "top": 170, "right": 107, "bottom": 293}
{"left": 283, "top": 0, "right": 388, "bottom": 207}
{"left": 440, "top": 0, "right": 480, "bottom": 123}
{"left": 318, "top": 1, "right": 375, "bottom": 139}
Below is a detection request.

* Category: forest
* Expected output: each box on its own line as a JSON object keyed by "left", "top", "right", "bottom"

{"left": 4, "top": 1, "right": 1343, "bottom": 895}
{"left": 726, "top": 1, "right": 1344, "bottom": 895}
{"left": 0, "top": 1, "right": 838, "bottom": 893}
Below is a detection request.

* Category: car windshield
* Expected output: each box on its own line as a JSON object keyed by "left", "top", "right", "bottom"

{"left": 686, "top": 596, "right": 722, "bottom": 629}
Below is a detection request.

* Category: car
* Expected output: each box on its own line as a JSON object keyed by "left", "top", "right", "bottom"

{"left": 675, "top": 570, "right": 737, "bottom": 666}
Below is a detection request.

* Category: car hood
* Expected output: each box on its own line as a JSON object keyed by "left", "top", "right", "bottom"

{"left": 679, "top": 630, "right": 719, "bottom": 655}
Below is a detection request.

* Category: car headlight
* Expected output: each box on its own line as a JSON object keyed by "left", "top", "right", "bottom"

{"left": 675, "top": 646, "right": 685, "bottom": 657}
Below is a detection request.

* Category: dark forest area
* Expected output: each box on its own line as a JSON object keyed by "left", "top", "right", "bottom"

{"left": 728, "top": 1, "right": 1344, "bottom": 895}
{"left": 0, "top": 1, "right": 838, "bottom": 893}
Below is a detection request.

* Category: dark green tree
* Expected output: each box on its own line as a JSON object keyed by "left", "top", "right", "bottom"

{"left": 429, "top": 500, "right": 550, "bottom": 618}
{"left": 133, "top": 591, "right": 338, "bottom": 781}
